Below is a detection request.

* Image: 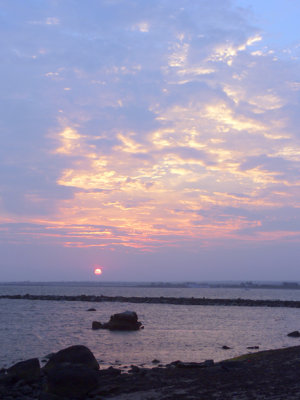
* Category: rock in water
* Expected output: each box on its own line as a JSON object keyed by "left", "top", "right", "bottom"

{"left": 46, "top": 365, "right": 99, "bottom": 398}
{"left": 92, "top": 321, "right": 102, "bottom": 330}
{"left": 287, "top": 330, "right": 300, "bottom": 337}
{"left": 43, "top": 345, "right": 99, "bottom": 371}
{"left": 7, "top": 358, "right": 40, "bottom": 382}
{"left": 105, "top": 311, "right": 142, "bottom": 331}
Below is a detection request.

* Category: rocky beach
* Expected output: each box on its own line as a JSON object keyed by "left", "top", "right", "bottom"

{"left": 1, "top": 344, "right": 300, "bottom": 400}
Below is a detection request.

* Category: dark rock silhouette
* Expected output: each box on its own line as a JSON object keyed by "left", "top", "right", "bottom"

{"left": 43, "top": 345, "right": 99, "bottom": 371}
{"left": 152, "top": 359, "right": 160, "bottom": 364}
{"left": 4, "top": 293, "right": 300, "bottom": 309}
{"left": 92, "top": 321, "right": 103, "bottom": 330}
{"left": 94, "top": 311, "right": 142, "bottom": 331}
{"left": 46, "top": 365, "right": 99, "bottom": 398}
{"left": 7, "top": 358, "right": 40, "bottom": 383}
{"left": 287, "top": 330, "right": 300, "bottom": 337}
{"left": 3, "top": 345, "right": 300, "bottom": 399}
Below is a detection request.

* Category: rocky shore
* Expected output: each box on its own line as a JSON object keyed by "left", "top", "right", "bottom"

{"left": 1, "top": 344, "right": 300, "bottom": 399}
{"left": 2, "top": 293, "right": 300, "bottom": 308}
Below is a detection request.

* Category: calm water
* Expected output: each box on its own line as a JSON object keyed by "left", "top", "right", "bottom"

{"left": 1, "top": 283, "right": 300, "bottom": 369}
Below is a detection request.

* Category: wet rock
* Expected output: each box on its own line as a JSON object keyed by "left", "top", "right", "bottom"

{"left": 168, "top": 360, "right": 182, "bottom": 366}
{"left": 129, "top": 365, "right": 140, "bottom": 373}
{"left": 92, "top": 321, "right": 102, "bottom": 330}
{"left": 152, "top": 359, "right": 160, "bottom": 364}
{"left": 99, "top": 366, "right": 121, "bottom": 376}
{"left": 220, "top": 361, "right": 244, "bottom": 370}
{"left": 39, "top": 392, "right": 65, "bottom": 400}
{"left": 287, "top": 330, "right": 300, "bottom": 337}
{"left": 44, "top": 353, "right": 55, "bottom": 360}
{"left": 45, "top": 365, "right": 99, "bottom": 398}
{"left": 203, "top": 359, "right": 214, "bottom": 367}
{"left": 43, "top": 345, "right": 99, "bottom": 371}
{"left": 19, "top": 384, "right": 33, "bottom": 395}
{"left": 0, "top": 373, "right": 15, "bottom": 385}
{"left": 169, "top": 360, "right": 214, "bottom": 369}
{"left": 99, "top": 311, "right": 142, "bottom": 331}
{"left": 6, "top": 358, "right": 40, "bottom": 383}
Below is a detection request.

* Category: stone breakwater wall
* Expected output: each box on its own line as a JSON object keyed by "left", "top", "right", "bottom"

{"left": 1, "top": 294, "right": 300, "bottom": 308}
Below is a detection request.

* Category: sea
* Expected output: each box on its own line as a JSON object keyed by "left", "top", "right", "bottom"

{"left": 1, "top": 282, "right": 300, "bottom": 370}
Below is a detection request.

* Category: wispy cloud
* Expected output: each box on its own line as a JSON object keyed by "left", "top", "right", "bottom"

{"left": 1, "top": 0, "right": 300, "bottom": 257}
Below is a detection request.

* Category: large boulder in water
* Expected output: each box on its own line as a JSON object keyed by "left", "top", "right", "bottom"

{"left": 100, "top": 311, "right": 142, "bottom": 331}
{"left": 45, "top": 365, "right": 99, "bottom": 398}
{"left": 43, "top": 345, "right": 99, "bottom": 371}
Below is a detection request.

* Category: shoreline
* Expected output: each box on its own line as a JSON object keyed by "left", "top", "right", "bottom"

{"left": 1, "top": 345, "right": 300, "bottom": 399}
{"left": 2, "top": 293, "right": 300, "bottom": 308}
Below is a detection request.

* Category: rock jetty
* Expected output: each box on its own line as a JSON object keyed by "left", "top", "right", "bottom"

{"left": 2, "top": 345, "right": 300, "bottom": 399}
{"left": 2, "top": 293, "right": 300, "bottom": 308}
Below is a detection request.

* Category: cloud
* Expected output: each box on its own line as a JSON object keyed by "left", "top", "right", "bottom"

{"left": 1, "top": 0, "right": 300, "bottom": 255}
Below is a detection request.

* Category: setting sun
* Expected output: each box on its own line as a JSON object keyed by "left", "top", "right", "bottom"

{"left": 94, "top": 267, "right": 102, "bottom": 275}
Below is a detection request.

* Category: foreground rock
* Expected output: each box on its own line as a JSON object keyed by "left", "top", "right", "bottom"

{"left": 93, "top": 311, "right": 143, "bottom": 331}
{"left": 42, "top": 345, "right": 100, "bottom": 398}
{"left": 46, "top": 365, "right": 99, "bottom": 398}
{"left": 2, "top": 345, "right": 300, "bottom": 399}
{"left": 43, "top": 345, "right": 99, "bottom": 371}
{"left": 6, "top": 358, "right": 40, "bottom": 383}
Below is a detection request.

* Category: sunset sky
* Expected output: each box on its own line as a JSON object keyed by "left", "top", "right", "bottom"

{"left": 1, "top": 0, "right": 300, "bottom": 281}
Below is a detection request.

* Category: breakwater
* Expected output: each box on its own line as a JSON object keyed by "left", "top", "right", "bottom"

{"left": 1, "top": 294, "right": 300, "bottom": 308}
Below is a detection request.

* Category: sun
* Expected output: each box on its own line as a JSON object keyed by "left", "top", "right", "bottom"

{"left": 94, "top": 267, "right": 102, "bottom": 275}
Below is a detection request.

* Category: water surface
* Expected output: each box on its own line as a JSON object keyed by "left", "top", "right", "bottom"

{"left": 1, "top": 283, "right": 300, "bottom": 369}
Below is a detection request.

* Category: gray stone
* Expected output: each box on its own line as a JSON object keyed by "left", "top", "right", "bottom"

{"left": 43, "top": 345, "right": 99, "bottom": 371}
{"left": 203, "top": 359, "right": 214, "bottom": 367}
{"left": 129, "top": 365, "right": 140, "bottom": 373}
{"left": 100, "top": 311, "right": 142, "bottom": 331}
{"left": 46, "top": 365, "right": 99, "bottom": 398}
{"left": 7, "top": 358, "right": 40, "bottom": 382}
{"left": 20, "top": 384, "right": 33, "bottom": 394}
{"left": 92, "top": 321, "right": 102, "bottom": 330}
{"left": 40, "top": 391, "right": 69, "bottom": 400}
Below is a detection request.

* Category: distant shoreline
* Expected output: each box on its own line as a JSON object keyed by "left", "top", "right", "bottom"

{"left": 2, "top": 293, "right": 300, "bottom": 308}
{"left": 1, "top": 281, "right": 300, "bottom": 290}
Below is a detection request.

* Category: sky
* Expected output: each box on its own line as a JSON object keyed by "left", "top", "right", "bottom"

{"left": 1, "top": 0, "right": 300, "bottom": 282}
